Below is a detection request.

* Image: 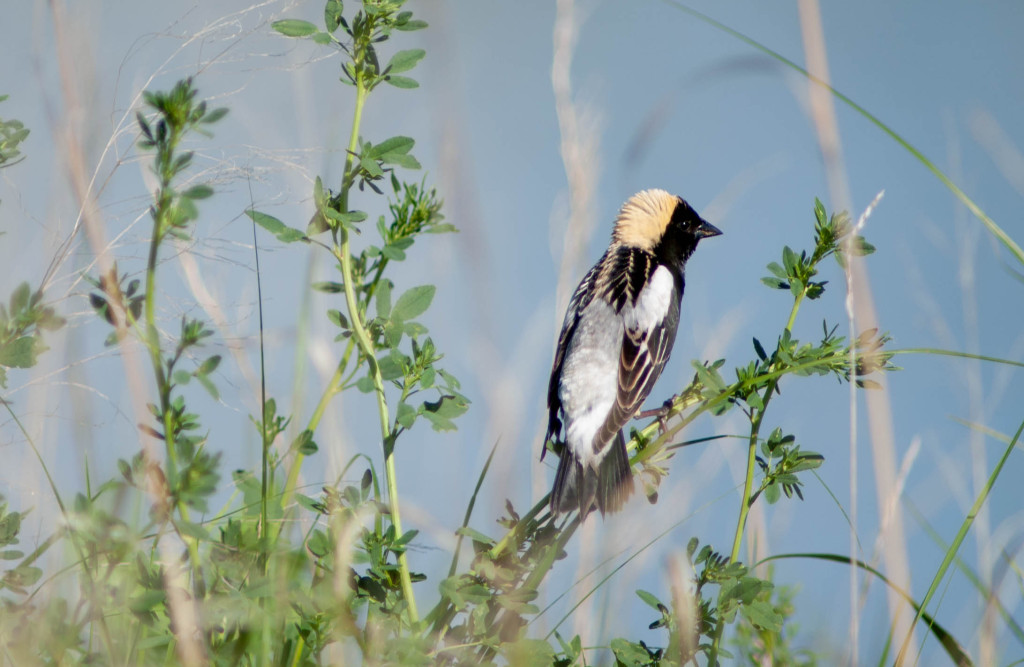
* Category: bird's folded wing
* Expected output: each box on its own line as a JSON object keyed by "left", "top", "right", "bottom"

{"left": 592, "top": 313, "right": 675, "bottom": 455}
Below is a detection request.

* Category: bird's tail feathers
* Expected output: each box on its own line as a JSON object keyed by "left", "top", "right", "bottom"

{"left": 597, "top": 431, "right": 634, "bottom": 515}
{"left": 550, "top": 432, "right": 634, "bottom": 520}
{"left": 551, "top": 452, "right": 591, "bottom": 520}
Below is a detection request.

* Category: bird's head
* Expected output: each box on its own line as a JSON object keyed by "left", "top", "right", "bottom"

{"left": 611, "top": 188, "right": 721, "bottom": 265}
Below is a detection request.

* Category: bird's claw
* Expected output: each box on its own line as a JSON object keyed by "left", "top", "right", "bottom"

{"left": 637, "top": 395, "right": 677, "bottom": 434}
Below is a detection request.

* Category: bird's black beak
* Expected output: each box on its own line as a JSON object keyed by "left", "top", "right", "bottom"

{"left": 696, "top": 219, "right": 722, "bottom": 239}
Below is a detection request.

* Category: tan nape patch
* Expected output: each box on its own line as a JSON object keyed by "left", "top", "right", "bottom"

{"left": 611, "top": 189, "right": 680, "bottom": 251}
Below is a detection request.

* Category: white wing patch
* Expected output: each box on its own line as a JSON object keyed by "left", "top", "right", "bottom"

{"left": 623, "top": 265, "right": 674, "bottom": 332}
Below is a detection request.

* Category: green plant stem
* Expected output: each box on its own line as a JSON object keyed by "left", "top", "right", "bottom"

{"left": 710, "top": 292, "right": 804, "bottom": 664}
{"left": 477, "top": 517, "right": 579, "bottom": 663}
{"left": 143, "top": 132, "right": 204, "bottom": 592}
{"left": 332, "top": 80, "right": 419, "bottom": 625}
{"left": 252, "top": 203, "right": 271, "bottom": 571}
{"left": 487, "top": 497, "right": 550, "bottom": 560}
{"left": 280, "top": 338, "right": 357, "bottom": 514}
{"left": 727, "top": 293, "right": 802, "bottom": 564}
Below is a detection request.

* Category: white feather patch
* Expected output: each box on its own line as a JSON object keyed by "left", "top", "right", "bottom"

{"left": 558, "top": 299, "right": 622, "bottom": 468}
{"left": 623, "top": 265, "right": 674, "bottom": 332}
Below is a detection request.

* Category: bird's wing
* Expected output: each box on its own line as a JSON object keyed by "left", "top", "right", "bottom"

{"left": 545, "top": 259, "right": 603, "bottom": 450}
{"left": 592, "top": 249, "right": 681, "bottom": 455}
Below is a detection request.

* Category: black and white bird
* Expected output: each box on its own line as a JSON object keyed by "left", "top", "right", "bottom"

{"left": 544, "top": 189, "right": 721, "bottom": 519}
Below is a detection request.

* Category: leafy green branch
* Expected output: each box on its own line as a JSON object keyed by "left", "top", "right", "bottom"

{"left": 0, "top": 95, "right": 30, "bottom": 170}
{"left": 257, "top": 0, "right": 462, "bottom": 635}
{"left": 88, "top": 78, "right": 227, "bottom": 589}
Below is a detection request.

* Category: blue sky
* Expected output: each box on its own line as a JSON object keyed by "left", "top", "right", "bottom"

{"left": 2, "top": 1, "right": 1023, "bottom": 663}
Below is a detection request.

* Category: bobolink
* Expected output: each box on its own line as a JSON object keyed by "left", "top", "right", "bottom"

{"left": 544, "top": 189, "right": 721, "bottom": 519}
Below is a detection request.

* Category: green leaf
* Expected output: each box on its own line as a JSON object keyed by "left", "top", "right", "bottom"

{"left": 421, "top": 394, "right": 469, "bottom": 432}
{"left": 396, "top": 401, "right": 418, "bottom": 429}
{"left": 324, "top": 0, "right": 344, "bottom": 32}
{"left": 129, "top": 589, "right": 166, "bottom": 614}
{"left": 376, "top": 280, "right": 392, "bottom": 319}
{"left": 813, "top": 197, "right": 827, "bottom": 227}
{"left": 403, "top": 321, "right": 428, "bottom": 338}
{"left": 196, "top": 374, "right": 219, "bottom": 400}
{"left": 691, "top": 360, "right": 726, "bottom": 393}
{"left": 744, "top": 598, "right": 784, "bottom": 632}
{"left": 377, "top": 351, "right": 407, "bottom": 381}
{"left": 0, "top": 337, "right": 37, "bottom": 369}
{"left": 765, "top": 261, "right": 788, "bottom": 279}
{"left": 392, "top": 285, "right": 435, "bottom": 321}
{"left": 334, "top": 209, "right": 367, "bottom": 224}
{"left": 752, "top": 337, "right": 768, "bottom": 362}
{"left": 246, "top": 209, "right": 308, "bottom": 243}
{"left": 175, "top": 519, "right": 211, "bottom": 541}
{"left": 326, "top": 309, "right": 349, "bottom": 330}
{"left": 359, "top": 155, "right": 383, "bottom": 178}
{"left": 438, "top": 368, "right": 461, "bottom": 390}
{"left": 293, "top": 430, "right": 318, "bottom": 455}
{"left": 307, "top": 529, "right": 331, "bottom": 557}
{"left": 272, "top": 19, "right": 318, "bottom": 37}
{"left": 610, "top": 638, "right": 653, "bottom": 666}
{"left": 312, "top": 281, "right": 344, "bottom": 293}
{"left": 201, "top": 107, "right": 228, "bottom": 124}
{"left": 381, "top": 244, "right": 406, "bottom": 260}
{"left": 386, "top": 235, "right": 414, "bottom": 255}
{"left": 311, "top": 32, "right": 332, "bottom": 45}
{"left": 0, "top": 511, "right": 22, "bottom": 545}
{"left": 782, "top": 246, "right": 798, "bottom": 277}
{"left": 394, "top": 528, "right": 419, "bottom": 547}
{"left": 636, "top": 589, "right": 663, "bottom": 611}
{"left": 382, "top": 153, "right": 421, "bottom": 170}
{"left": 454, "top": 526, "right": 495, "bottom": 547}
{"left": 500, "top": 639, "right": 554, "bottom": 665}
{"left": 385, "top": 75, "right": 419, "bottom": 89}
{"left": 198, "top": 355, "right": 221, "bottom": 376}
{"left": 183, "top": 184, "right": 213, "bottom": 200}
{"left": 854, "top": 236, "right": 876, "bottom": 256}
{"left": 5, "top": 565, "right": 42, "bottom": 588}
{"left": 369, "top": 135, "right": 414, "bottom": 158}
{"left": 10, "top": 283, "right": 30, "bottom": 316}
{"left": 385, "top": 49, "right": 425, "bottom": 75}
{"left": 383, "top": 321, "right": 403, "bottom": 348}
{"left": 295, "top": 493, "right": 320, "bottom": 513}
{"left": 396, "top": 19, "right": 428, "bottom": 31}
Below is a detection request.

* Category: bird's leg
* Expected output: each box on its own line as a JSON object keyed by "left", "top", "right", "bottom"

{"left": 636, "top": 396, "right": 676, "bottom": 434}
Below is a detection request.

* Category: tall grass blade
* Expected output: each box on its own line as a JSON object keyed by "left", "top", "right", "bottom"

{"left": 759, "top": 553, "right": 972, "bottom": 666}
{"left": 905, "top": 498, "right": 1024, "bottom": 649}
{"left": 895, "top": 417, "right": 1024, "bottom": 665}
